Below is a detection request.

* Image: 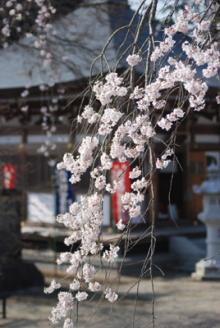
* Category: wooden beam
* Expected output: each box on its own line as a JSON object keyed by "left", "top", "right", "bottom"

{"left": 0, "top": 125, "right": 71, "bottom": 135}
{"left": 190, "top": 144, "right": 220, "bottom": 151}
{"left": 190, "top": 125, "right": 220, "bottom": 134}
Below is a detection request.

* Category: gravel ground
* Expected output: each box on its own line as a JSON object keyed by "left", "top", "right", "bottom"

{"left": 1, "top": 275, "right": 220, "bottom": 328}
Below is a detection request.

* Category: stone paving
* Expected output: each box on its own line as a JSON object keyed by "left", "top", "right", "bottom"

{"left": 0, "top": 275, "right": 220, "bottom": 328}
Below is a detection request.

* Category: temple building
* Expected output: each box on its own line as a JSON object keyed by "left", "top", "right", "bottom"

{"left": 0, "top": 0, "right": 219, "bottom": 241}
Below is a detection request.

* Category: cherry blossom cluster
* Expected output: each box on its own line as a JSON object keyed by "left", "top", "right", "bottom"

{"left": 1, "top": 2, "right": 66, "bottom": 162}
{"left": 1, "top": 0, "right": 55, "bottom": 52}
{"left": 156, "top": 148, "right": 174, "bottom": 170}
{"left": 157, "top": 108, "right": 184, "bottom": 131}
{"left": 47, "top": 192, "right": 120, "bottom": 325}
{"left": 46, "top": 2, "right": 219, "bottom": 327}
{"left": 57, "top": 136, "right": 99, "bottom": 184}
{"left": 93, "top": 72, "right": 128, "bottom": 106}
{"left": 151, "top": 36, "right": 175, "bottom": 62}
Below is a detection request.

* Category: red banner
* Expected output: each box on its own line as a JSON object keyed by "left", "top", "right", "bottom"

{"left": 112, "top": 161, "right": 131, "bottom": 224}
{"left": 3, "top": 164, "right": 17, "bottom": 190}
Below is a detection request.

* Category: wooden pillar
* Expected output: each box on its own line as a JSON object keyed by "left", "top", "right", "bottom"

{"left": 2, "top": 298, "right": 7, "bottom": 319}
{"left": 20, "top": 126, "right": 28, "bottom": 221}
